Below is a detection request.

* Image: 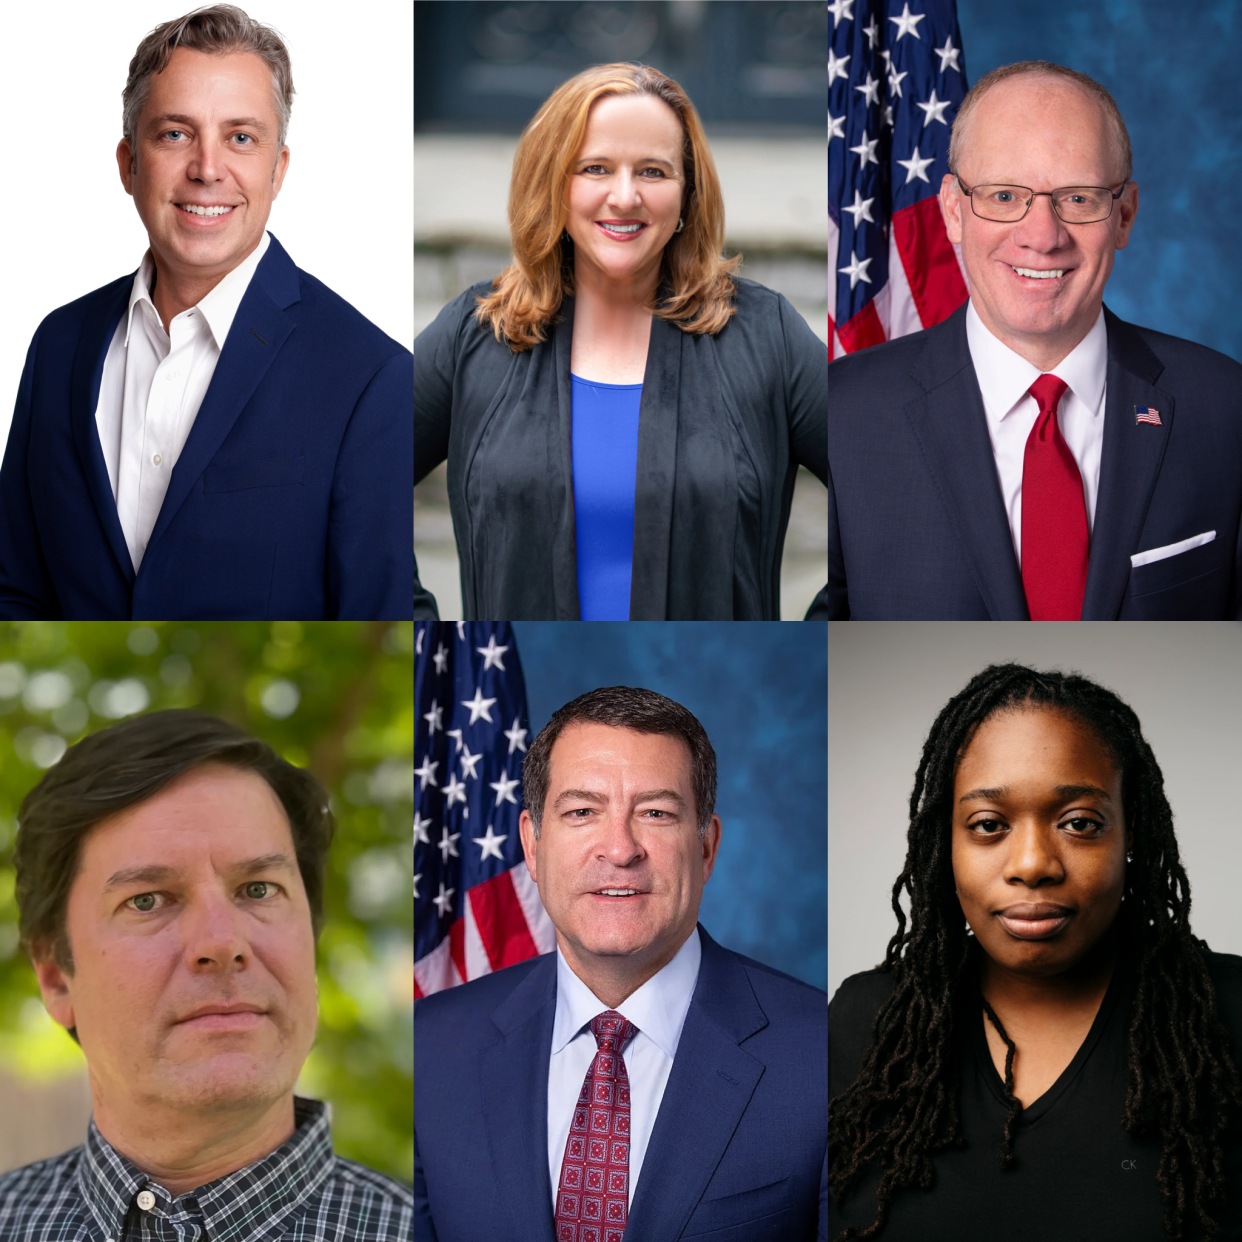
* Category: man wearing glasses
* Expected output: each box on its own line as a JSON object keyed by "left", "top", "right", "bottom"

{"left": 828, "top": 61, "right": 1242, "bottom": 620}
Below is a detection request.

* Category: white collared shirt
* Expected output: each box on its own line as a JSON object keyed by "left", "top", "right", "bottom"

{"left": 95, "top": 232, "right": 271, "bottom": 571}
{"left": 547, "top": 926, "right": 702, "bottom": 1209}
{"left": 965, "top": 299, "right": 1108, "bottom": 567}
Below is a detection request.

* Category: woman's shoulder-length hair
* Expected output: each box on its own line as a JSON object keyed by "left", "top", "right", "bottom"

{"left": 474, "top": 62, "right": 741, "bottom": 352}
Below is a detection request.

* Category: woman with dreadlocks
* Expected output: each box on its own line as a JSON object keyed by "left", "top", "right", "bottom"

{"left": 828, "top": 662, "right": 1242, "bottom": 1241}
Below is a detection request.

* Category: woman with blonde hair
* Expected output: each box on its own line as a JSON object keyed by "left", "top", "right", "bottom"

{"left": 414, "top": 62, "right": 827, "bottom": 620}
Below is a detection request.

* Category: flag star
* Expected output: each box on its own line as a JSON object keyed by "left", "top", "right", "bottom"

{"left": 854, "top": 72, "right": 880, "bottom": 107}
{"left": 414, "top": 810, "right": 433, "bottom": 845}
{"left": 883, "top": 103, "right": 895, "bottom": 129}
{"left": 432, "top": 881, "right": 455, "bottom": 919}
{"left": 455, "top": 622, "right": 466, "bottom": 641}
{"left": 476, "top": 634, "right": 509, "bottom": 671}
{"left": 897, "top": 145, "right": 935, "bottom": 184}
{"left": 829, "top": 111, "right": 845, "bottom": 141}
{"left": 843, "top": 189, "right": 876, "bottom": 227}
{"left": 415, "top": 627, "right": 425, "bottom": 656}
{"left": 413, "top": 872, "right": 421, "bottom": 900}
{"left": 461, "top": 687, "right": 497, "bottom": 725}
{"left": 473, "top": 824, "right": 508, "bottom": 862}
{"left": 880, "top": 48, "right": 892, "bottom": 70}
{"left": 443, "top": 772, "right": 467, "bottom": 809}
{"left": 505, "top": 718, "right": 528, "bottom": 754}
{"left": 415, "top": 756, "right": 439, "bottom": 791}
{"left": 490, "top": 772, "right": 520, "bottom": 806}
{"left": 459, "top": 742, "right": 482, "bottom": 780}
{"left": 849, "top": 129, "right": 880, "bottom": 169}
{"left": 863, "top": 16, "right": 879, "bottom": 48}
{"left": 888, "top": 67, "right": 908, "bottom": 98}
{"left": 827, "top": 0, "right": 854, "bottom": 26}
{"left": 828, "top": 48, "right": 850, "bottom": 86}
{"left": 438, "top": 826, "right": 461, "bottom": 862}
{"left": 838, "top": 251, "right": 873, "bottom": 290}
{"left": 889, "top": 2, "right": 926, "bottom": 40}
{"left": 432, "top": 642, "right": 449, "bottom": 675}
{"left": 935, "top": 36, "right": 962, "bottom": 74}
{"left": 423, "top": 698, "right": 443, "bottom": 734}
{"left": 447, "top": 728, "right": 463, "bottom": 753}
{"left": 916, "top": 88, "right": 952, "bottom": 127}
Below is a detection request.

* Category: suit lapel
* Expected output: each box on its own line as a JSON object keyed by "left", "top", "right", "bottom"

{"left": 551, "top": 305, "right": 584, "bottom": 619}
{"left": 479, "top": 954, "right": 558, "bottom": 1242}
{"left": 626, "top": 928, "right": 768, "bottom": 1238}
{"left": 70, "top": 279, "right": 136, "bottom": 586}
{"left": 901, "top": 309, "right": 1028, "bottom": 618}
{"left": 1080, "top": 309, "right": 1172, "bottom": 620}
{"left": 143, "top": 238, "right": 299, "bottom": 556}
{"left": 629, "top": 310, "right": 681, "bottom": 619}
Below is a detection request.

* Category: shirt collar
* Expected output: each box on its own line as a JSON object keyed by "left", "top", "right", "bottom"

{"left": 124, "top": 230, "right": 272, "bottom": 350}
{"left": 77, "top": 1094, "right": 334, "bottom": 1242}
{"left": 551, "top": 925, "right": 702, "bottom": 1061}
{"left": 965, "top": 298, "right": 1108, "bottom": 423}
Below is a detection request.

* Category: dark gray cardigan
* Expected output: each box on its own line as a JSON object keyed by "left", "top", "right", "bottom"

{"left": 414, "top": 276, "right": 827, "bottom": 620}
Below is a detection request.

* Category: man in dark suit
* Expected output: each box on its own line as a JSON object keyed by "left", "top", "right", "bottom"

{"left": 413, "top": 687, "right": 828, "bottom": 1242}
{"left": 829, "top": 61, "right": 1242, "bottom": 620}
{"left": 0, "top": 6, "right": 411, "bottom": 619}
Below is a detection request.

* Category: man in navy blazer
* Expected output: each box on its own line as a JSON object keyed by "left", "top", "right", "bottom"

{"left": 829, "top": 62, "right": 1242, "bottom": 620}
{"left": 413, "top": 687, "right": 828, "bottom": 1242}
{"left": 0, "top": 6, "right": 411, "bottom": 620}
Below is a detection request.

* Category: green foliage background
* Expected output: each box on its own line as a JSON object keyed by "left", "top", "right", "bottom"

{"left": 0, "top": 621, "right": 413, "bottom": 1182}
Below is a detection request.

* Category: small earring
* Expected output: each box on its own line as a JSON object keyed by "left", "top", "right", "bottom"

{"left": 1126, "top": 852, "right": 1133, "bottom": 862}
{"left": 675, "top": 218, "right": 685, "bottom": 233}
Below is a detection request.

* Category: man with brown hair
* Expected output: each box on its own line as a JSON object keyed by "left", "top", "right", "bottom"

{"left": 0, "top": 5, "right": 412, "bottom": 621}
{"left": 0, "top": 710, "right": 413, "bottom": 1240}
{"left": 829, "top": 60, "right": 1242, "bottom": 621}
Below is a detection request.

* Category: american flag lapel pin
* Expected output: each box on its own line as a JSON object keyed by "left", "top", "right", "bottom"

{"left": 1135, "top": 406, "right": 1162, "bottom": 426}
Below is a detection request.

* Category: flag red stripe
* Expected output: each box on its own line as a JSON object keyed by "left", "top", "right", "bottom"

{"left": 448, "top": 916, "right": 467, "bottom": 984}
{"left": 891, "top": 195, "right": 968, "bottom": 329}
{"left": 837, "top": 299, "right": 886, "bottom": 354}
{"left": 469, "top": 869, "right": 540, "bottom": 971}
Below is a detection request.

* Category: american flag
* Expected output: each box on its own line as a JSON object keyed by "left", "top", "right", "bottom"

{"left": 829, "top": 0, "right": 970, "bottom": 357}
{"left": 1134, "top": 406, "right": 1162, "bottom": 426}
{"left": 414, "top": 621, "right": 554, "bottom": 997}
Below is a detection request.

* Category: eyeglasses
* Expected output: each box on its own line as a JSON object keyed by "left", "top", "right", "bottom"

{"left": 955, "top": 177, "right": 1130, "bottom": 224}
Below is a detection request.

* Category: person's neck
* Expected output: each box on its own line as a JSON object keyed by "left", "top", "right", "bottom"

{"left": 91, "top": 1087, "right": 297, "bottom": 1197}
{"left": 979, "top": 921, "right": 1120, "bottom": 1026}
{"left": 973, "top": 299, "right": 1099, "bottom": 372}
{"left": 572, "top": 255, "right": 660, "bottom": 326}
{"left": 148, "top": 240, "right": 259, "bottom": 335}
{"left": 558, "top": 928, "right": 691, "bottom": 1010}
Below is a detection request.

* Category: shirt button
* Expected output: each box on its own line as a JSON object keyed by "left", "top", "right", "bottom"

{"left": 166, "top": 370, "right": 177, "bottom": 381}
{"left": 137, "top": 1190, "right": 156, "bottom": 1211}
{"left": 152, "top": 453, "right": 163, "bottom": 466}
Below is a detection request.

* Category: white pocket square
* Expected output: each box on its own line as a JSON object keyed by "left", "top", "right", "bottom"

{"left": 1130, "top": 530, "right": 1216, "bottom": 568}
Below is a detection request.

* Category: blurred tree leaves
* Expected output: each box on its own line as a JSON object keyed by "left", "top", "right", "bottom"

{"left": 0, "top": 622, "right": 413, "bottom": 1182}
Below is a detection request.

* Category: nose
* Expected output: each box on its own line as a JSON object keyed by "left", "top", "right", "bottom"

{"left": 594, "top": 810, "right": 646, "bottom": 868}
{"left": 1003, "top": 822, "right": 1065, "bottom": 888}
{"left": 607, "top": 168, "right": 642, "bottom": 212}
{"left": 185, "top": 134, "right": 225, "bottom": 185}
{"left": 1011, "top": 192, "right": 1070, "bottom": 253}
{"left": 181, "top": 889, "right": 250, "bottom": 972}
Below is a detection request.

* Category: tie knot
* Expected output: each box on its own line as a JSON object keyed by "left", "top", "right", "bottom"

{"left": 589, "top": 1010, "right": 638, "bottom": 1053}
{"left": 1029, "top": 373, "right": 1068, "bottom": 414}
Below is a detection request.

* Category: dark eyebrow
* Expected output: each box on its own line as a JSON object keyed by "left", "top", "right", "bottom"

{"left": 958, "top": 784, "right": 1113, "bottom": 804}
{"left": 147, "top": 113, "right": 270, "bottom": 134}
{"left": 551, "top": 788, "right": 687, "bottom": 810}
{"left": 103, "top": 852, "right": 296, "bottom": 892}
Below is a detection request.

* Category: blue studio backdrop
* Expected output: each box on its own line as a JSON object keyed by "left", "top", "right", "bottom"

{"left": 957, "top": 0, "right": 1242, "bottom": 362}
{"left": 511, "top": 622, "right": 827, "bottom": 993}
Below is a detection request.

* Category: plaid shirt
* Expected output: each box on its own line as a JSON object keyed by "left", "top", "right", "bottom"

{"left": 0, "top": 1097, "right": 413, "bottom": 1241}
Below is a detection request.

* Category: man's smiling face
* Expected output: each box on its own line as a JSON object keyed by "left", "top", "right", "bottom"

{"left": 117, "top": 46, "right": 288, "bottom": 288}
{"left": 939, "top": 74, "right": 1138, "bottom": 366}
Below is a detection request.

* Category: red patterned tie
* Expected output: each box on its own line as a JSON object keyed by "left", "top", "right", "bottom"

{"left": 554, "top": 1010, "right": 639, "bottom": 1242}
{"left": 1020, "top": 374, "right": 1088, "bottom": 620}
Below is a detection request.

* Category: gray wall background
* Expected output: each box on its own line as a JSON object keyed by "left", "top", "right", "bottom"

{"left": 956, "top": 0, "right": 1242, "bottom": 362}
{"left": 828, "top": 622, "right": 1242, "bottom": 1000}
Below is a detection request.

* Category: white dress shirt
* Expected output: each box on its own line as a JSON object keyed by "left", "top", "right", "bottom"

{"left": 547, "top": 926, "right": 702, "bottom": 1210}
{"left": 95, "top": 231, "right": 271, "bottom": 571}
{"left": 965, "top": 299, "right": 1108, "bottom": 567}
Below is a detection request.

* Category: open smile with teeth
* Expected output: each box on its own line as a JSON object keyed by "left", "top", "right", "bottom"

{"left": 596, "top": 221, "right": 645, "bottom": 233}
{"left": 595, "top": 888, "right": 643, "bottom": 897}
{"left": 1012, "top": 265, "right": 1066, "bottom": 279}
{"left": 179, "top": 204, "right": 235, "bottom": 217}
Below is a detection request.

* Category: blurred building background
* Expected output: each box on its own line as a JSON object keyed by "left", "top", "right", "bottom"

{"left": 415, "top": 1, "right": 828, "bottom": 619}
{"left": 0, "top": 622, "right": 413, "bottom": 1182}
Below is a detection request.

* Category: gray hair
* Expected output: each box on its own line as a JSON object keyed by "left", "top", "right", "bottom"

{"left": 948, "top": 60, "right": 1132, "bottom": 184}
{"left": 522, "top": 686, "right": 717, "bottom": 840}
{"left": 122, "top": 4, "right": 295, "bottom": 151}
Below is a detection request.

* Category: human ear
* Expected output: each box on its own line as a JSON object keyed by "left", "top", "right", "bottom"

{"left": 31, "top": 951, "right": 77, "bottom": 1033}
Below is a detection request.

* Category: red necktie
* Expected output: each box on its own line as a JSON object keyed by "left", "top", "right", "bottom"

{"left": 1020, "top": 374, "right": 1088, "bottom": 620}
{"left": 554, "top": 1010, "right": 638, "bottom": 1242}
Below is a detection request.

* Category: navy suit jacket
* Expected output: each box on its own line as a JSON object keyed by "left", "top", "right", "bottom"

{"left": 828, "top": 304, "right": 1242, "bottom": 618}
{"left": 0, "top": 235, "right": 413, "bottom": 619}
{"left": 413, "top": 926, "right": 828, "bottom": 1242}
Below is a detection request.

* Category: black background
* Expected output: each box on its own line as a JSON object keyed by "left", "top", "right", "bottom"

{"left": 4, "top": 2, "right": 412, "bottom": 449}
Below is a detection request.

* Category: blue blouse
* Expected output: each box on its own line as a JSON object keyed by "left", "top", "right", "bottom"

{"left": 570, "top": 374, "right": 642, "bottom": 620}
